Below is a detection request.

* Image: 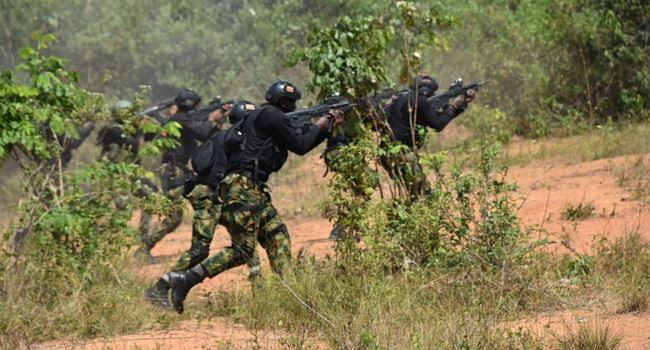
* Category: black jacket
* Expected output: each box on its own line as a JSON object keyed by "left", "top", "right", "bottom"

{"left": 385, "top": 93, "right": 461, "bottom": 148}
{"left": 162, "top": 111, "right": 219, "bottom": 167}
{"left": 227, "top": 104, "right": 327, "bottom": 182}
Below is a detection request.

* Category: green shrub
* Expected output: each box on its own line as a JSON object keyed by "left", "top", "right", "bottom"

{"left": 562, "top": 201, "right": 596, "bottom": 221}
{"left": 0, "top": 38, "right": 180, "bottom": 346}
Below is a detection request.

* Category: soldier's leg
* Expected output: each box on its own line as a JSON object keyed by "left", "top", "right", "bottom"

{"left": 171, "top": 185, "right": 220, "bottom": 272}
{"left": 168, "top": 174, "right": 263, "bottom": 314}
{"left": 146, "top": 184, "right": 220, "bottom": 308}
{"left": 256, "top": 196, "right": 292, "bottom": 275}
{"left": 144, "top": 187, "right": 184, "bottom": 247}
{"left": 168, "top": 219, "right": 257, "bottom": 314}
{"left": 136, "top": 188, "right": 184, "bottom": 264}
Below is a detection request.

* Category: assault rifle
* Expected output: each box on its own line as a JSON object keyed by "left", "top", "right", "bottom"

{"left": 287, "top": 95, "right": 357, "bottom": 132}
{"left": 427, "top": 79, "right": 489, "bottom": 109}
{"left": 189, "top": 96, "right": 233, "bottom": 122}
{"left": 362, "top": 79, "right": 489, "bottom": 110}
{"left": 143, "top": 97, "right": 175, "bottom": 124}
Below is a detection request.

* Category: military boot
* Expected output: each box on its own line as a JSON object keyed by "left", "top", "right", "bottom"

{"left": 145, "top": 274, "right": 171, "bottom": 309}
{"left": 169, "top": 264, "right": 207, "bottom": 314}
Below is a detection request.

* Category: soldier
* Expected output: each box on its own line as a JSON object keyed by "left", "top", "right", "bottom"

{"left": 97, "top": 100, "right": 158, "bottom": 251}
{"left": 167, "top": 80, "right": 344, "bottom": 314}
{"left": 145, "top": 101, "right": 259, "bottom": 308}
{"left": 137, "top": 89, "right": 224, "bottom": 261}
{"left": 380, "top": 74, "right": 476, "bottom": 200}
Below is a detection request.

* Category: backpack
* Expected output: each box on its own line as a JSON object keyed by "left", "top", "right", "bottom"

{"left": 190, "top": 138, "right": 215, "bottom": 176}
{"left": 222, "top": 113, "right": 249, "bottom": 155}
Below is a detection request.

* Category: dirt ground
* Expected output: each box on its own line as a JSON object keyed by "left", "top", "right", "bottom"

{"left": 38, "top": 151, "right": 649, "bottom": 349}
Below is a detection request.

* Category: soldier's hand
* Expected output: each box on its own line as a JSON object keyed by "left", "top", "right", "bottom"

{"left": 329, "top": 109, "right": 344, "bottom": 129}
{"left": 315, "top": 109, "right": 344, "bottom": 131}
{"left": 450, "top": 95, "right": 466, "bottom": 109}
{"left": 208, "top": 109, "right": 222, "bottom": 122}
{"left": 222, "top": 103, "right": 234, "bottom": 117}
{"left": 466, "top": 89, "right": 476, "bottom": 103}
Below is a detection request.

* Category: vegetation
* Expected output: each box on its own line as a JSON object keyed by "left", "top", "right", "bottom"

{"left": 0, "top": 36, "right": 181, "bottom": 346}
{"left": 1, "top": 0, "right": 647, "bottom": 133}
{"left": 562, "top": 201, "right": 596, "bottom": 221}
{"left": 0, "top": 0, "right": 648, "bottom": 348}
{"left": 554, "top": 324, "right": 621, "bottom": 350}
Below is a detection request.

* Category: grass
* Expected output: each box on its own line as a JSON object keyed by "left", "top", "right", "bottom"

{"left": 179, "top": 232, "right": 648, "bottom": 350}
{"left": 594, "top": 232, "right": 650, "bottom": 315}
{"left": 554, "top": 323, "right": 621, "bottom": 350}
{"left": 614, "top": 155, "right": 649, "bottom": 204}
{"left": 421, "top": 120, "right": 650, "bottom": 168}
{"left": 0, "top": 256, "right": 182, "bottom": 348}
{"left": 505, "top": 122, "right": 650, "bottom": 166}
{"left": 562, "top": 201, "right": 596, "bottom": 221}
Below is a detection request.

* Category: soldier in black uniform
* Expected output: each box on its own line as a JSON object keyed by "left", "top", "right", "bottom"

{"left": 167, "top": 80, "right": 344, "bottom": 314}
{"left": 145, "top": 101, "right": 260, "bottom": 308}
{"left": 137, "top": 89, "right": 223, "bottom": 261}
{"left": 381, "top": 74, "right": 475, "bottom": 199}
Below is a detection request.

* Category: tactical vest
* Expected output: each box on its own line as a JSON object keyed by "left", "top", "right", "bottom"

{"left": 386, "top": 93, "right": 428, "bottom": 148}
{"left": 227, "top": 106, "right": 288, "bottom": 183}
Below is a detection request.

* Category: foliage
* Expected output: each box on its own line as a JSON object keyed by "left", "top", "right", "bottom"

{"left": 0, "top": 33, "right": 105, "bottom": 161}
{"left": 561, "top": 200, "right": 596, "bottom": 221}
{"left": 2, "top": 0, "right": 646, "bottom": 137}
{"left": 0, "top": 39, "right": 179, "bottom": 346}
{"left": 426, "top": 0, "right": 649, "bottom": 136}
{"left": 290, "top": 1, "right": 455, "bottom": 100}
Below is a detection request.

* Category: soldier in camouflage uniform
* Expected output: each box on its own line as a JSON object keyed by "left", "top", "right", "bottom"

{"left": 145, "top": 101, "right": 260, "bottom": 308}
{"left": 137, "top": 89, "right": 223, "bottom": 260}
{"left": 97, "top": 100, "right": 158, "bottom": 257}
{"left": 167, "top": 80, "right": 344, "bottom": 314}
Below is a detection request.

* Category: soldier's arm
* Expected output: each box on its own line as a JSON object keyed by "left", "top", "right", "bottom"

{"left": 259, "top": 109, "right": 327, "bottom": 156}
{"left": 420, "top": 98, "right": 461, "bottom": 132}
{"left": 174, "top": 114, "right": 220, "bottom": 142}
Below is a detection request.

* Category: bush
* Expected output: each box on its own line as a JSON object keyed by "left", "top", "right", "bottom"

{"left": 0, "top": 38, "right": 179, "bottom": 346}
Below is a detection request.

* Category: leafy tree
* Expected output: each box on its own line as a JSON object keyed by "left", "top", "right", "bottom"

{"left": 0, "top": 37, "right": 180, "bottom": 344}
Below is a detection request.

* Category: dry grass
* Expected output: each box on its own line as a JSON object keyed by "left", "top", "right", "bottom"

{"left": 554, "top": 323, "right": 621, "bottom": 350}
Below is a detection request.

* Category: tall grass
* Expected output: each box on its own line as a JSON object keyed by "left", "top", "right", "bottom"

{"left": 0, "top": 257, "right": 180, "bottom": 347}
{"left": 180, "top": 232, "right": 649, "bottom": 349}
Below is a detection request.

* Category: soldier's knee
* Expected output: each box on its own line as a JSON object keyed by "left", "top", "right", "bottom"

{"left": 260, "top": 223, "right": 290, "bottom": 248}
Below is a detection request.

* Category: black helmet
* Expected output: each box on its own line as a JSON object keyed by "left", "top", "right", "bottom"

{"left": 230, "top": 100, "right": 257, "bottom": 124}
{"left": 265, "top": 80, "right": 301, "bottom": 112}
{"left": 174, "top": 88, "right": 202, "bottom": 112}
{"left": 413, "top": 75, "right": 439, "bottom": 97}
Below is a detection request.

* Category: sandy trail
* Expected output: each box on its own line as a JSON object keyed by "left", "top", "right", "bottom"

{"left": 39, "top": 153, "right": 649, "bottom": 349}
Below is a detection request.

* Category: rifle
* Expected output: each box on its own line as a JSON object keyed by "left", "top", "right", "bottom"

{"left": 142, "top": 97, "right": 175, "bottom": 124}
{"left": 427, "top": 79, "right": 489, "bottom": 110}
{"left": 286, "top": 94, "right": 357, "bottom": 132}
{"left": 189, "top": 96, "right": 234, "bottom": 122}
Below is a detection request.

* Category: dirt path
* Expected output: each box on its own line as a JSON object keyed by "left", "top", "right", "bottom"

{"left": 41, "top": 153, "right": 649, "bottom": 349}
{"left": 510, "top": 154, "right": 649, "bottom": 253}
{"left": 36, "top": 319, "right": 328, "bottom": 350}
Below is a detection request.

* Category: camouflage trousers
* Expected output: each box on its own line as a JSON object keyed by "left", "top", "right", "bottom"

{"left": 199, "top": 173, "right": 290, "bottom": 279}
{"left": 140, "top": 163, "right": 187, "bottom": 251}
{"left": 379, "top": 145, "right": 431, "bottom": 201}
{"left": 170, "top": 184, "right": 221, "bottom": 272}
{"left": 113, "top": 177, "right": 157, "bottom": 241}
